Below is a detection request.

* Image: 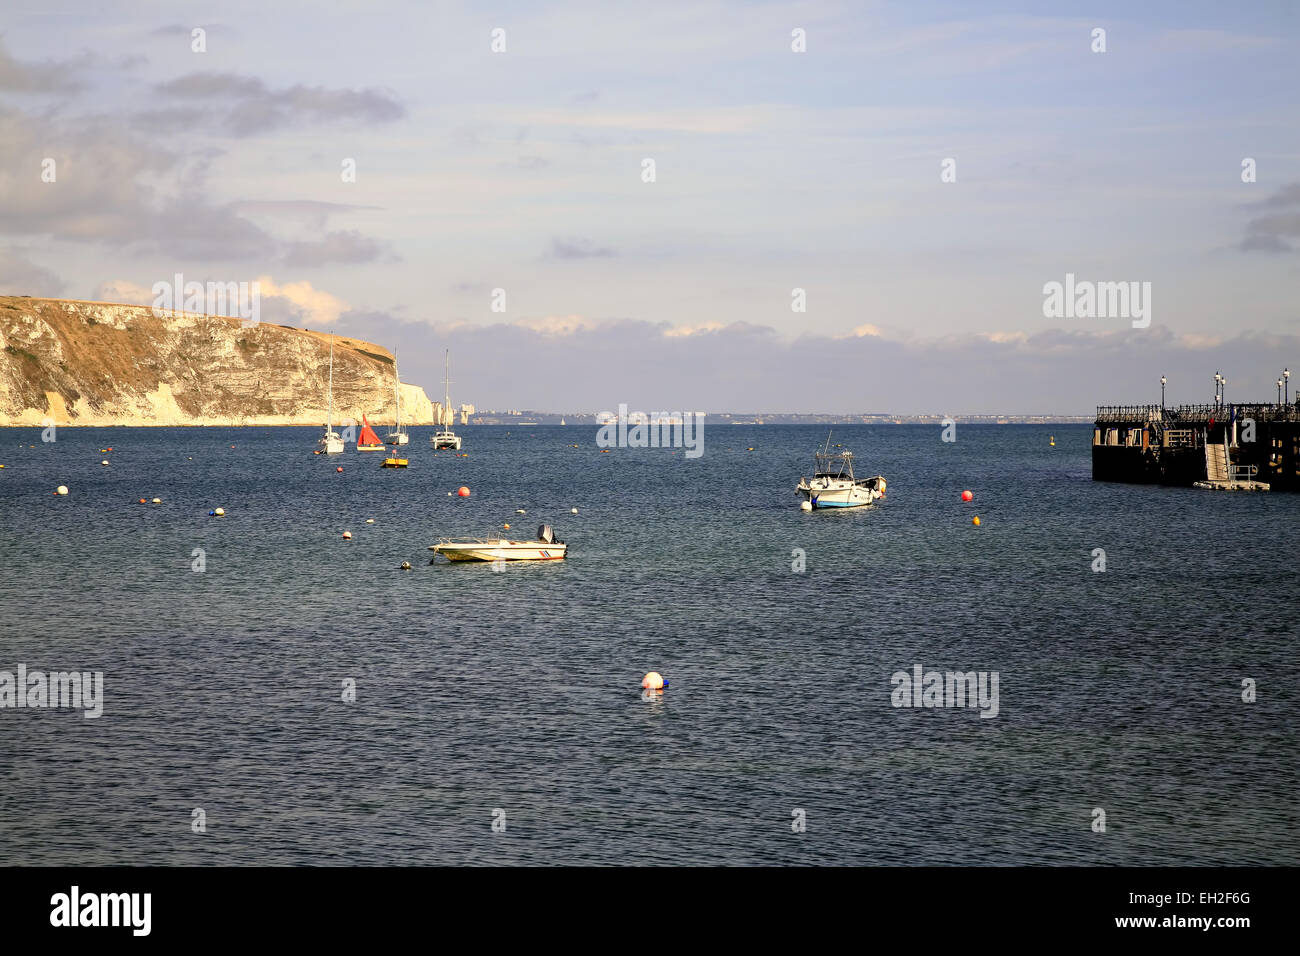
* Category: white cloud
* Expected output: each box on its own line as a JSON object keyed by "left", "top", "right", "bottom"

{"left": 254, "top": 275, "right": 348, "bottom": 325}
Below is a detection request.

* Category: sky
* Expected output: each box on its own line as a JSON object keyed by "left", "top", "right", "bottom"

{"left": 1, "top": 0, "right": 1298, "bottom": 414}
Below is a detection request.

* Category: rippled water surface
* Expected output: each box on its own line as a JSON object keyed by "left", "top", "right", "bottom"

{"left": 0, "top": 424, "right": 1296, "bottom": 865}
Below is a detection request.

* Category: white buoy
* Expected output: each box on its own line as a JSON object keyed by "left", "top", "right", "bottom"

{"left": 214, "top": 507, "right": 225, "bottom": 516}
{"left": 342, "top": 531, "right": 352, "bottom": 540}
{"left": 516, "top": 509, "right": 526, "bottom": 514}
{"left": 366, "top": 518, "right": 375, "bottom": 524}
{"left": 400, "top": 561, "right": 411, "bottom": 570}
{"left": 571, "top": 507, "right": 578, "bottom": 514}
{"left": 100, "top": 460, "right": 109, "bottom": 466}
{"left": 56, "top": 485, "right": 69, "bottom": 496}
{"left": 800, "top": 500, "right": 813, "bottom": 512}
{"left": 152, "top": 497, "right": 161, "bottom": 504}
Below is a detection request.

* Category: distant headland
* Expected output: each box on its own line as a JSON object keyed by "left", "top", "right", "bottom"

{"left": 0, "top": 296, "right": 439, "bottom": 427}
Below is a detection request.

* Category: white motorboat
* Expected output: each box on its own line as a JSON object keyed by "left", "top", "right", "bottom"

{"left": 386, "top": 349, "right": 409, "bottom": 445}
{"left": 796, "top": 434, "right": 886, "bottom": 509}
{"left": 430, "top": 349, "right": 462, "bottom": 450}
{"left": 429, "top": 524, "right": 567, "bottom": 562}
{"left": 318, "top": 334, "right": 345, "bottom": 454}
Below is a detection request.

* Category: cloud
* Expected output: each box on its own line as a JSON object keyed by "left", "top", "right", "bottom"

{"left": 548, "top": 237, "right": 615, "bottom": 259}
{"left": 92, "top": 278, "right": 154, "bottom": 305}
{"left": 0, "top": 38, "right": 87, "bottom": 93}
{"left": 326, "top": 309, "right": 1299, "bottom": 416}
{"left": 254, "top": 276, "right": 348, "bottom": 326}
{"left": 0, "top": 247, "right": 65, "bottom": 296}
{"left": 1240, "top": 183, "right": 1300, "bottom": 253}
{"left": 0, "top": 107, "right": 278, "bottom": 259}
{"left": 283, "top": 229, "right": 395, "bottom": 267}
{"left": 155, "top": 71, "right": 404, "bottom": 136}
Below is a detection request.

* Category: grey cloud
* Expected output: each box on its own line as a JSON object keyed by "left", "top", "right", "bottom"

{"left": 1241, "top": 182, "right": 1300, "bottom": 253}
{"left": 0, "top": 247, "right": 65, "bottom": 296}
{"left": 327, "top": 312, "right": 1298, "bottom": 417}
{"left": 0, "top": 37, "right": 87, "bottom": 92}
{"left": 284, "top": 229, "right": 396, "bottom": 267}
{"left": 0, "top": 107, "right": 277, "bottom": 259}
{"left": 231, "top": 200, "right": 371, "bottom": 232}
{"left": 155, "top": 70, "right": 404, "bottom": 136}
{"left": 549, "top": 237, "right": 615, "bottom": 259}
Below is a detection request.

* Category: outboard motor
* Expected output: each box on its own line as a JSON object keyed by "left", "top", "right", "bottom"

{"left": 538, "top": 524, "right": 554, "bottom": 543}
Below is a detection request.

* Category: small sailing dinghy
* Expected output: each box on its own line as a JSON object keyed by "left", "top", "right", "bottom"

{"left": 429, "top": 524, "right": 567, "bottom": 562}
{"left": 357, "top": 415, "right": 386, "bottom": 451}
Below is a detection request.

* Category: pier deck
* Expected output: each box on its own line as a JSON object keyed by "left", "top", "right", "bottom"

{"left": 1093, "top": 402, "right": 1300, "bottom": 491}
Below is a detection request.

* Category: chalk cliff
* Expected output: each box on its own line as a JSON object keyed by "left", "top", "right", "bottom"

{"left": 0, "top": 296, "right": 437, "bottom": 426}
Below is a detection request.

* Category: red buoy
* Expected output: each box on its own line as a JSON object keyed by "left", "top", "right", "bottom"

{"left": 961, "top": 490, "right": 973, "bottom": 502}
{"left": 457, "top": 486, "right": 471, "bottom": 497}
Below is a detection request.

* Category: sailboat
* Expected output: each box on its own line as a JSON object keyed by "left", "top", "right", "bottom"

{"left": 385, "top": 351, "right": 409, "bottom": 445}
{"left": 317, "top": 334, "right": 344, "bottom": 455}
{"left": 431, "top": 349, "right": 462, "bottom": 450}
{"left": 357, "top": 414, "right": 386, "bottom": 451}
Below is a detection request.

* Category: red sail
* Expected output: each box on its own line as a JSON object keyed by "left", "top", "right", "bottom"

{"left": 359, "top": 415, "right": 382, "bottom": 445}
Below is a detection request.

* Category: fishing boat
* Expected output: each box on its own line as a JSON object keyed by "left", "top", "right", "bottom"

{"left": 429, "top": 524, "right": 566, "bottom": 562}
{"left": 431, "top": 349, "right": 462, "bottom": 450}
{"left": 386, "top": 351, "right": 409, "bottom": 445}
{"left": 317, "top": 334, "right": 345, "bottom": 455}
{"left": 357, "top": 415, "right": 386, "bottom": 451}
{"left": 796, "top": 434, "right": 886, "bottom": 509}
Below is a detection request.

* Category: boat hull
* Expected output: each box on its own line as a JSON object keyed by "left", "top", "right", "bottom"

{"left": 431, "top": 433, "right": 462, "bottom": 450}
{"left": 386, "top": 433, "right": 409, "bottom": 445}
{"left": 797, "top": 479, "right": 879, "bottom": 509}
{"left": 357, "top": 444, "right": 386, "bottom": 451}
{"left": 430, "top": 541, "right": 566, "bottom": 562}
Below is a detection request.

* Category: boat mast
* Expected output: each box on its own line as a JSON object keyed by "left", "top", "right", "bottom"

{"left": 327, "top": 334, "right": 335, "bottom": 433}
{"left": 443, "top": 349, "right": 452, "bottom": 427}
{"left": 393, "top": 349, "right": 401, "bottom": 433}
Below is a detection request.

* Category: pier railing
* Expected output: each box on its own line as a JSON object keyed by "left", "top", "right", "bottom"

{"left": 1097, "top": 403, "right": 1300, "bottom": 425}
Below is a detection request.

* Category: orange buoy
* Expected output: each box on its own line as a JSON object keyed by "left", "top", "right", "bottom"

{"left": 457, "top": 486, "right": 470, "bottom": 497}
{"left": 961, "top": 490, "right": 973, "bottom": 502}
{"left": 972, "top": 515, "right": 981, "bottom": 526}
{"left": 336, "top": 466, "right": 343, "bottom": 472}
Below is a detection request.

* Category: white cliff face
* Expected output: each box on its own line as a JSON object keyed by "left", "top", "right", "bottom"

{"left": 0, "top": 297, "right": 439, "bottom": 426}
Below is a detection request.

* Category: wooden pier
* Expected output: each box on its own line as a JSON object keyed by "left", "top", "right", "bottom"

{"left": 1093, "top": 402, "right": 1300, "bottom": 491}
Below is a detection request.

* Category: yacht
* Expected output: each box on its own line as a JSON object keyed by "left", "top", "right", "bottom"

{"left": 431, "top": 349, "right": 462, "bottom": 450}
{"left": 385, "top": 350, "right": 409, "bottom": 445}
{"left": 317, "top": 334, "right": 344, "bottom": 454}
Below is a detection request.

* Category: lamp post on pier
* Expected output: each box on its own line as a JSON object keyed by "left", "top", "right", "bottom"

{"left": 1222, "top": 377, "right": 1227, "bottom": 408}
{"left": 1161, "top": 376, "right": 1166, "bottom": 411}
{"left": 1214, "top": 371, "right": 1221, "bottom": 407}
{"left": 1286, "top": 367, "right": 1291, "bottom": 405}
{"left": 1279, "top": 378, "right": 1284, "bottom": 405}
